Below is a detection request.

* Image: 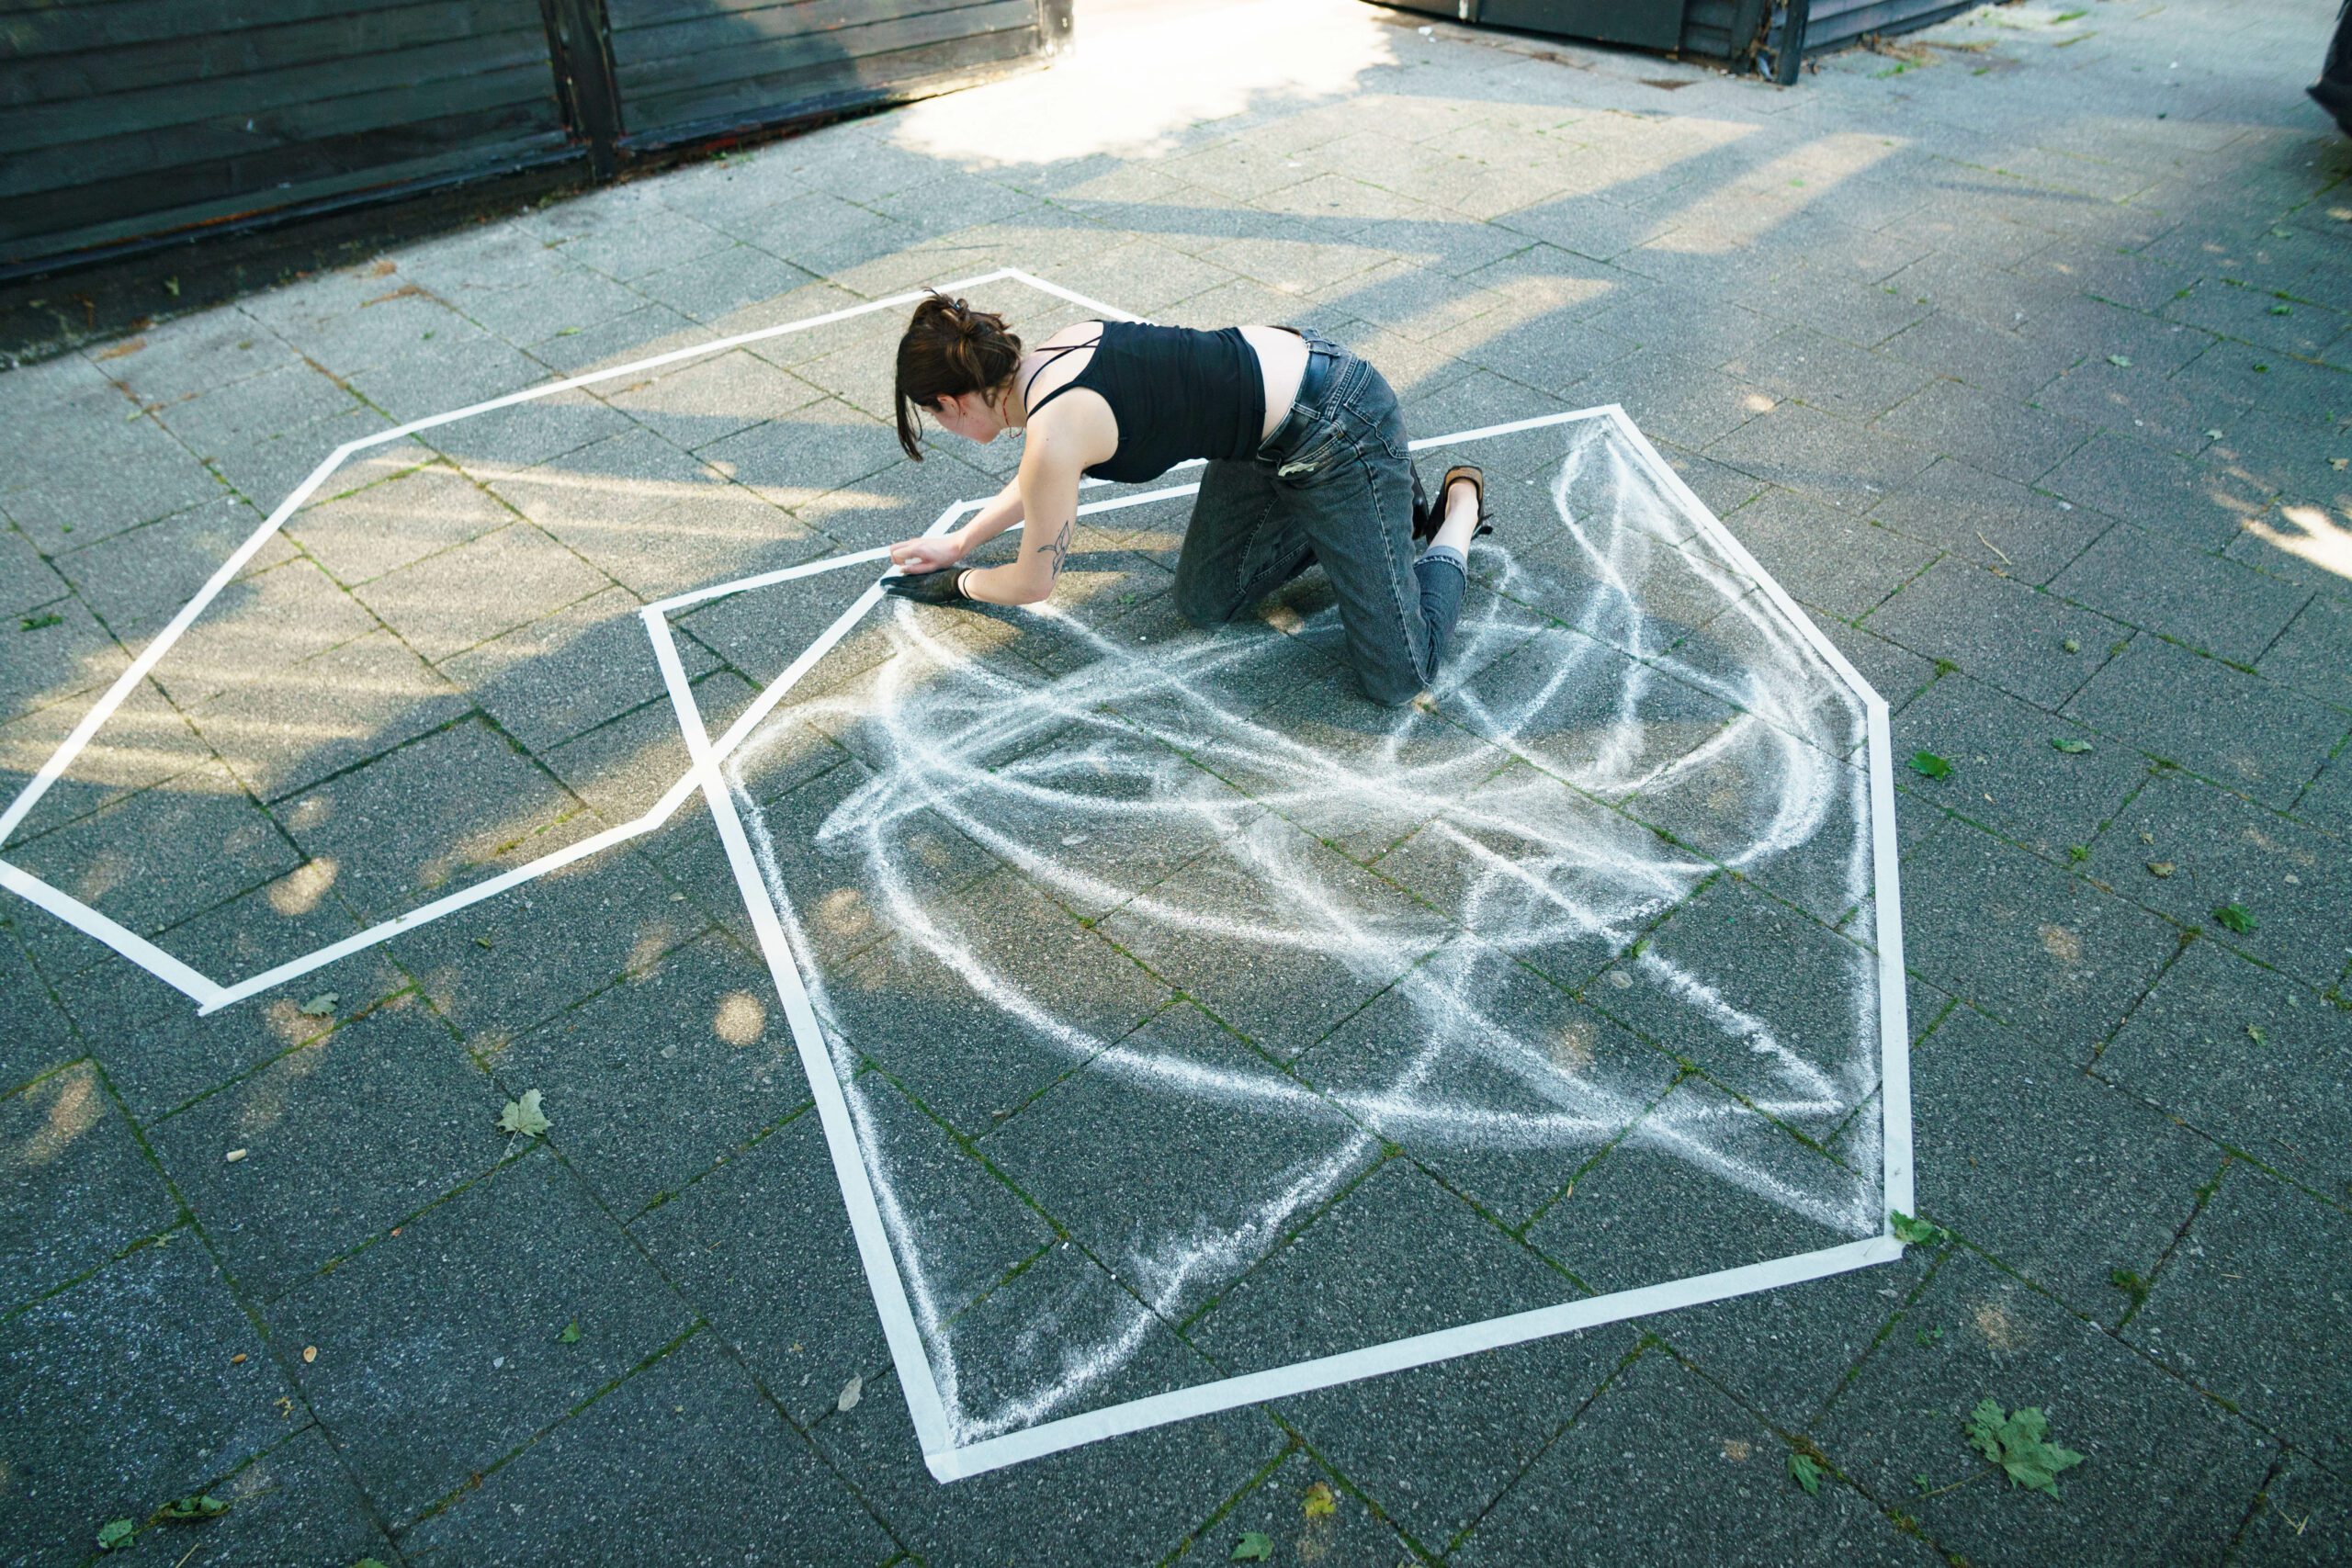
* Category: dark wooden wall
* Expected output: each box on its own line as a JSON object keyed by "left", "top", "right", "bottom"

{"left": 0, "top": 0, "right": 1069, "bottom": 276}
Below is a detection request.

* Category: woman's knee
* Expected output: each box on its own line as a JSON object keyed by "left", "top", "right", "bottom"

{"left": 1352, "top": 664, "right": 1424, "bottom": 708}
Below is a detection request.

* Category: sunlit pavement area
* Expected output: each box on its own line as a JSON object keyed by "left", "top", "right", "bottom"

{"left": 6, "top": 0, "right": 2352, "bottom": 1562}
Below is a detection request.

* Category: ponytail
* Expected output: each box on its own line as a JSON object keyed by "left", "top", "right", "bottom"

{"left": 893, "top": 292, "right": 1024, "bottom": 460}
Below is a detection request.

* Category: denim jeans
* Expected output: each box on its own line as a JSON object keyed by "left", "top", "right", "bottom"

{"left": 1170, "top": 333, "right": 1466, "bottom": 706}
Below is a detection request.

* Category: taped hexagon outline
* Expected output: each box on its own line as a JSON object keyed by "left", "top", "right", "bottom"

{"left": 642, "top": 401, "right": 1917, "bottom": 1483}
{"left": 0, "top": 267, "right": 1139, "bottom": 1013}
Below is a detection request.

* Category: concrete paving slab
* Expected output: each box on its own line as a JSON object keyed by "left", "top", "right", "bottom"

{"left": 2063, "top": 635, "right": 2346, "bottom": 809}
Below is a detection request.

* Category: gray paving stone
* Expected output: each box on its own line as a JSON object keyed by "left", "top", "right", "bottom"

{"left": 395, "top": 840, "right": 709, "bottom": 1053}
{"left": 2086, "top": 770, "right": 2351, "bottom": 987}
{"left": 96, "top": 1425, "right": 395, "bottom": 1567}
{"left": 1912, "top": 1004, "right": 2223, "bottom": 1325}
{"left": 602, "top": 347, "right": 825, "bottom": 455}
{"left": 2039, "top": 430, "right": 2267, "bottom": 553}
{"left": 1718, "top": 484, "right": 1938, "bottom": 620}
{"left": 0, "top": 523, "right": 64, "bottom": 620}
{"left": 424, "top": 389, "right": 641, "bottom": 486}
{"left": 630, "top": 242, "right": 814, "bottom": 326}
{"left": 1529, "top": 1075, "right": 1868, "bottom": 1290}
{"left": 147, "top": 993, "right": 507, "bottom": 1302}
{"left": 441, "top": 584, "right": 714, "bottom": 754}
{"left": 2234, "top": 1455, "right": 2352, "bottom": 1566}
{"left": 2048, "top": 520, "right": 2312, "bottom": 666}
{"left": 629, "top": 1108, "right": 889, "bottom": 1428}
{"left": 187, "top": 627, "right": 471, "bottom": 803}
{"left": 1721, "top": 323, "right": 1939, "bottom": 421}
{"left": 145, "top": 555, "right": 382, "bottom": 710}
{"left": 2126, "top": 1163, "right": 2350, "bottom": 1474}
{"left": 0, "top": 1062, "right": 175, "bottom": 1313}
{"left": 809, "top": 1250, "right": 1281, "bottom": 1568}
{"left": 1811, "top": 613, "right": 1941, "bottom": 713}
{"left": 277, "top": 715, "right": 595, "bottom": 920}
{"left": 286, "top": 459, "right": 515, "bottom": 588}
{"left": 1, "top": 399, "right": 228, "bottom": 551}
{"left": 49, "top": 494, "right": 288, "bottom": 649}
{"left": 1295, "top": 937, "right": 1672, "bottom": 1227}
{"left": 352, "top": 520, "right": 612, "bottom": 664}
{"left": 6, "top": 758, "right": 300, "bottom": 976}
{"left": 537, "top": 668, "right": 763, "bottom": 829}
{"left": 1454, "top": 1348, "right": 1937, "bottom": 1566}
{"left": 97, "top": 311, "right": 303, "bottom": 407}
{"left": 268, "top": 1145, "right": 695, "bottom": 1524}
{"left": 1872, "top": 378, "right": 2094, "bottom": 487}
{"left": 0, "top": 658, "right": 210, "bottom": 853}
{"left": 48, "top": 841, "right": 384, "bottom": 1080}
{"left": 2257, "top": 589, "right": 2352, "bottom": 709}
{"left": 1892, "top": 670, "right": 2149, "bottom": 860}
{"left": 2098, "top": 939, "right": 2351, "bottom": 1201}
{"left": 1182, "top": 1448, "right": 1419, "bottom": 1566}
{"left": 1653, "top": 1242, "right": 1931, "bottom": 1433}
{"left": 1703, "top": 400, "right": 1939, "bottom": 516}
{"left": 0, "top": 917, "right": 79, "bottom": 1095}
{"left": 1102, "top": 814, "right": 1447, "bottom": 1064}
{"left": 1814, "top": 1250, "right": 2275, "bottom": 1568}
{"left": 1867, "top": 455, "right": 2110, "bottom": 586}
{"left": 0, "top": 589, "right": 130, "bottom": 725}
{"left": 1897, "top": 817, "right": 2179, "bottom": 1062}
{"left": 1276, "top": 1323, "right": 1629, "bottom": 1554}
{"left": 404, "top": 1332, "right": 896, "bottom": 1566}
{"left": 818, "top": 863, "right": 1166, "bottom": 1134}
{"left": 1878, "top": 308, "right": 2082, "bottom": 403}
{"left": 486, "top": 931, "right": 820, "bottom": 1217}
{"left": 151, "top": 361, "right": 361, "bottom": 458}
{"left": 0, "top": 1233, "right": 300, "bottom": 1568}
{"left": 1862, "top": 555, "right": 2128, "bottom": 710}
{"left": 2063, "top": 636, "right": 2345, "bottom": 809}
{"left": 1193, "top": 1156, "right": 1572, "bottom": 1375}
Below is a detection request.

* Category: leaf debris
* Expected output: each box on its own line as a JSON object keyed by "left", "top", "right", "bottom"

{"left": 298, "top": 992, "right": 338, "bottom": 1018}
{"left": 2212, "top": 903, "right": 2257, "bottom": 934}
{"left": 2051, "top": 738, "right": 2093, "bottom": 753}
{"left": 1964, "top": 1399, "right": 2085, "bottom": 1496}
{"left": 837, "top": 1375, "right": 863, "bottom": 1413}
{"left": 1788, "top": 1452, "right": 1824, "bottom": 1494}
{"left": 1232, "top": 1532, "right": 1274, "bottom": 1562}
{"left": 498, "top": 1089, "right": 551, "bottom": 1138}
{"left": 1907, "top": 750, "right": 1953, "bottom": 780}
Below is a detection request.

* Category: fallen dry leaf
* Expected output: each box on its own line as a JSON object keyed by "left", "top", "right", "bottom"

{"left": 301, "top": 1346, "right": 318, "bottom": 1364}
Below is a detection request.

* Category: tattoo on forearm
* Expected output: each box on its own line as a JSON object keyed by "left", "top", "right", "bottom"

{"left": 1046, "top": 516, "right": 1074, "bottom": 581}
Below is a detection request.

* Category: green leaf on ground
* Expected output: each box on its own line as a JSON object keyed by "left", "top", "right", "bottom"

{"left": 1892, "top": 1210, "right": 1951, "bottom": 1247}
{"left": 1964, "top": 1399, "right": 2085, "bottom": 1497}
{"left": 2269, "top": 304, "right": 2293, "bottom": 315}
{"left": 298, "top": 992, "right": 338, "bottom": 1018}
{"left": 497, "top": 1089, "right": 550, "bottom": 1138}
{"left": 1788, "top": 1452, "right": 1824, "bottom": 1495}
{"left": 2061, "top": 637, "right": 2081, "bottom": 654}
{"left": 96, "top": 1518, "right": 134, "bottom": 1551}
{"left": 1232, "top": 1531, "right": 1274, "bottom": 1562}
{"left": 18, "top": 612, "right": 62, "bottom": 632}
{"left": 558, "top": 1320, "right": 581, "bottom": 1344}
{"left": 2051, "top": 738, "right": 2093, "bottom": 753}
{"left": 2106, "top": 355, "right": 2132, "bottom": 367}
{"left": 2245, "top": 1024, "right": 2267, "bottom": 1045}
{"left": 2212, "top": 903, "right": 2257, "bottom": 934}
{"left": 1908, "top": 750, "right": 1952, "bottom": 780}
{"left": 157, "top": 1494, "right": 227, "bottom": 1522}
{"left": 1303, "top": 1481, "right": 1337, "bottom": 1518}
{"left": 1916, "top": 1325, "right": 1946, "bottom": 1347}
{"left": 2067, "top": 845, "right": 2089, "bottom": 863}
{"left": 2146, "top": 862, "right": 2176, "bottom": 878}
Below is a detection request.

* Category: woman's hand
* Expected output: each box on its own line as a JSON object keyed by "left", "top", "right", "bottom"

{"left": 888, "top": 531, "right": 967, "bottom": 574}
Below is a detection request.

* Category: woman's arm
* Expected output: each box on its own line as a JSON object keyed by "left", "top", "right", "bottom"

{"left": 961, "top": 434, "right": 1081, "bottom": 605}
{"left": 885, "top": 475, "right": 1023, "bottom": 574}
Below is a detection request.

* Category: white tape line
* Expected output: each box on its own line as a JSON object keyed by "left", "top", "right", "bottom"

{"left": 0, "top": 274, "right": 1086, "bottom": 999}
{"left": 0, "top": 444, "right": 357, "bottom": 848}
{"left": 646, "top": 580, "right": 957, "bottom": 1457}
{"left": 1867, "top": 698, "right": 1916, "bottom": 1222}
{"left": 0, "top": 859, "right": 227, "bottom": 1007}
{"left": 928, "top": 1235, "right": 1901, "bottom": 1481}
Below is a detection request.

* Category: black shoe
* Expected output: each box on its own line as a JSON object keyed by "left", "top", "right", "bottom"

{"left": 1413, "top": 464, "right": 1493, "bottom": 544}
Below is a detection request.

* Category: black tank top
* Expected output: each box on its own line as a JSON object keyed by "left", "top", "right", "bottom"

{"left": 1022, "top": 321, "right": 1265, "bottom": 484}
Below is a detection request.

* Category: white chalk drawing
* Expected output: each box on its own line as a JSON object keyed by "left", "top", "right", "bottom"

{"left": 3, "top": 272, "right": 1912, "bottom": 1483}
{"left": 649, "top": 406, "right": 1914, "bottom": 1482}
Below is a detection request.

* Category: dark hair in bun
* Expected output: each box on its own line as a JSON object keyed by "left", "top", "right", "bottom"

{"left": 893, "top": 291, "right": 1023, "bottom": 460}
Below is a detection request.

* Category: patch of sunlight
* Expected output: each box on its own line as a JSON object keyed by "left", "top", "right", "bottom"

{"left": 10, "top": 1067, "right": 99, "bottom": 1169}
{"left": 2241, "top": 503, "right": 2352, "bottom": 584}
{"left": 1649, "top": 132, "right": 1905, "bottom": 254}
{"left": 888, "top": 0, "right": 1397, "bottom": 169}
